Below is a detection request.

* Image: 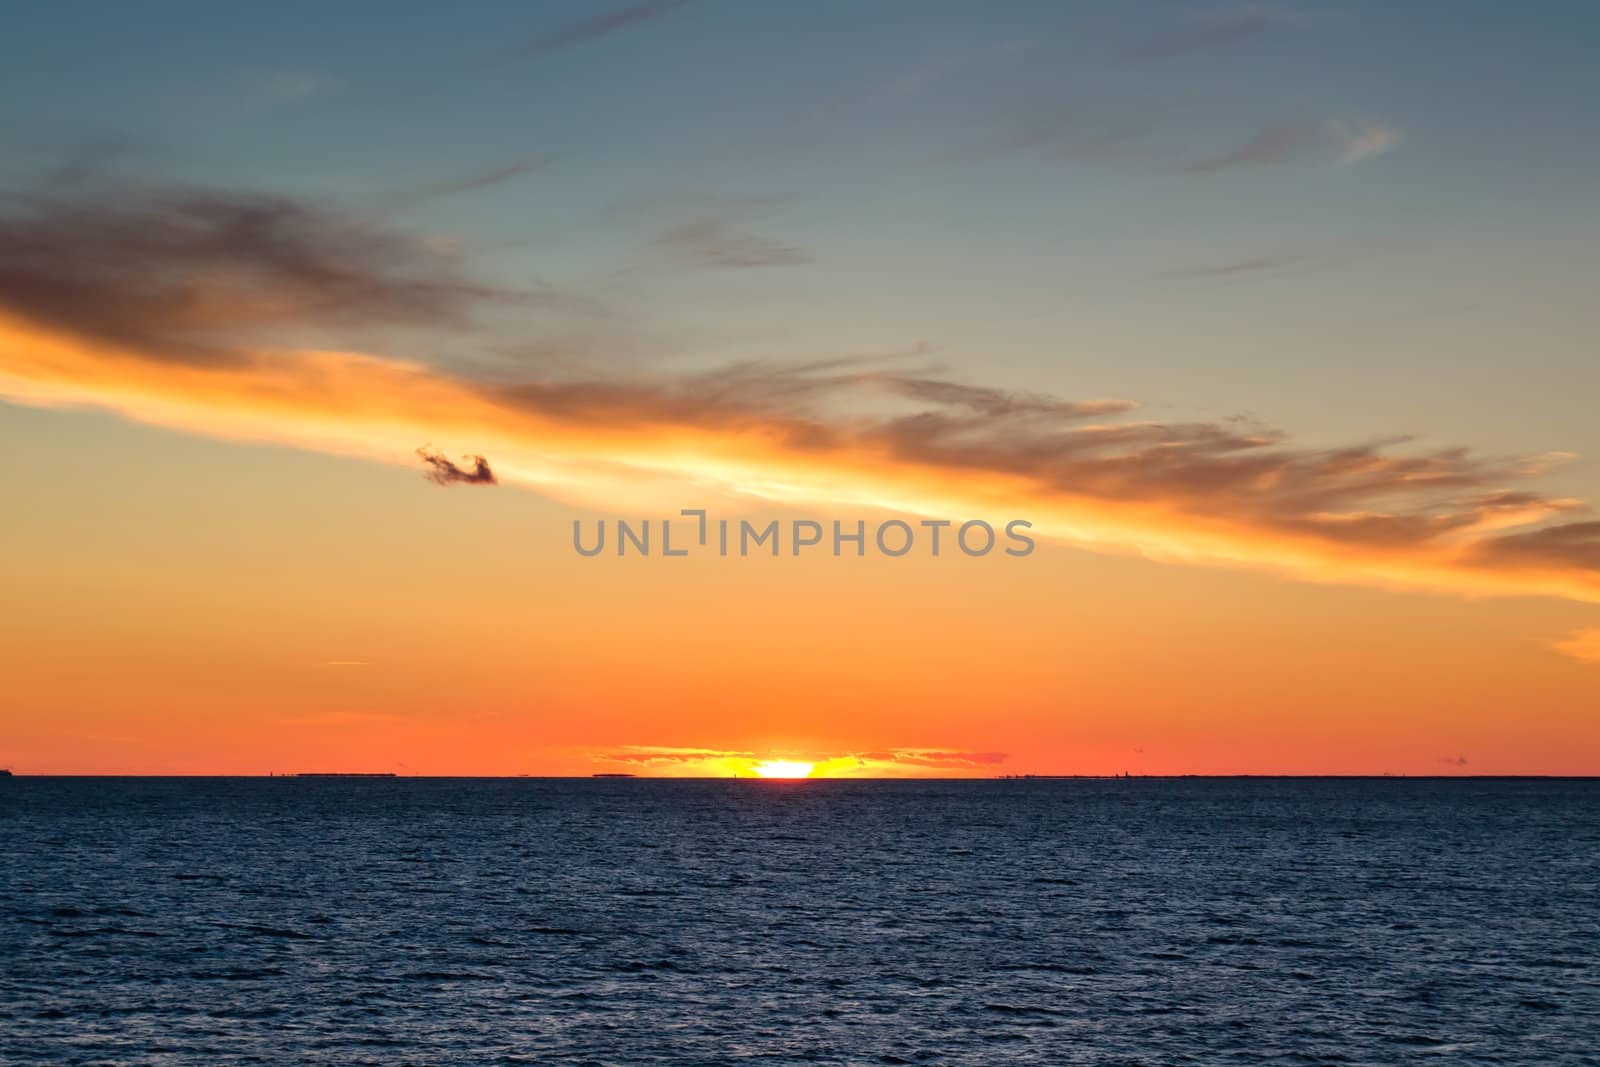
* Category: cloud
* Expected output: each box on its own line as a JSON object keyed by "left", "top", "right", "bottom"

{"left": 853, "top": 749, "right": 1008, "bottom": 768}
{"left": 939, "top": 109, "right": 1157, "bottom": 168}
{"left": 601, "top": 746, "right": 756, "bottom": 765}
{"left": 594, "top": 746, "right": 1008, "bottom": 776}
{"left": 860, "top": 375, "right": 1134, "bottom": 420}
{"left": 1470, "top": 520, "right": 1600, "bottom": 573}
{"left": 1181, "top": 121, "right": 1324, "bottom": 173}
{"left": 1160, "top": 253, "right": 1311, "bottom": 279}
{"left": 0, "top": 179, "right": 510, "bottom": 364}
{"left": 1328, "top": 117, "right": 1404, "bottom": 165}
{"left": 1439, "top": 755, "right": 1469, "bottom": 767}
{"left": 2, "top": 180, "right": 1599, "bottom": 606}
{"left": 1126, "top": 5, "right": 1280, "bottom": 61}
{"left": 377, "top": 158, "right": 553, "bottom": 209}
{"left": 240, "top": 68, "right": 333, "bottom": 103}
{"left": 1180, "top": 117, "right": 1402, "bottom": 173}
{"left": 502, "top": 0, "right": 692, "bottom": 63}
{"left": 653, "top": 216, "right": 811, "bottom": 270}
{"left": 417, "top": 446, "right": 497, "bottom": 486}
{"left": 1553, "top": 629, "right": 1600, "bottom": 664}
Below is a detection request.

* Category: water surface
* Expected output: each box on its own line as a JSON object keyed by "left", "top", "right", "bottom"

{"left": 2, "top": 778, "right": 1597, "bottom": 1064}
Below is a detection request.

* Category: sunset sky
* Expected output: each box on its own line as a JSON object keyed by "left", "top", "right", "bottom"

{"left": 3, "top": 1, "right": 1599, "bottom": 776}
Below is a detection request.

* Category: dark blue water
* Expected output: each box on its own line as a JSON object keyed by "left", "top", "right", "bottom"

{"left": 2, "top": 778, "right": 1597, "bottom": 1065}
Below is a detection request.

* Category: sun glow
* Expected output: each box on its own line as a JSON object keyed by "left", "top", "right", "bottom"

{"left": 753, "top": 760, "right": 815, "bottom": 779}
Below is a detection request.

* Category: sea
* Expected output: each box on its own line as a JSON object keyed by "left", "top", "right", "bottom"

{"left": 1, "top": 777, "right": 1597, "bottom": 1065}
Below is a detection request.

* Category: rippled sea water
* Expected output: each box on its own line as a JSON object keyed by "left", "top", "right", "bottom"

{"left": 2, "top": 778, "right": 1598, "bottom": 1065}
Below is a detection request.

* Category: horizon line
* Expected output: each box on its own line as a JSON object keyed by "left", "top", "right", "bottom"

{"left": 3, "top": 773, "right": 1598, "bottom": 781}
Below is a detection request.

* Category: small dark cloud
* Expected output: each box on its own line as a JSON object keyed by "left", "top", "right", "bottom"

{"left": 502, "top": 0, "right": 693, "bottom": 63}
{"left": 1439, "top": 756, "right": 1468, "bottom": 767}
{"left": 1159, "top": 254, "right": 1310, "bottom": 279}
{"left": 417, "top": 447, "right": 497, "bottom": 486}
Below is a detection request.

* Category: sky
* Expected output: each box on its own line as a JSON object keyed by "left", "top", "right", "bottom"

{"left": 2, "top": 1, "right": 1598, "bottom": 776}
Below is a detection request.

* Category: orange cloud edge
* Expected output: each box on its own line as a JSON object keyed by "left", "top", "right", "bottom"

{"left": 3, "top": 311, "right": 1597, "bottom": 610}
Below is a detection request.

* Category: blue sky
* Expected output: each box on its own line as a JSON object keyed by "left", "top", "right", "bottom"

{"left": 3, "top": 0, "right": 1599, "bottom": 472}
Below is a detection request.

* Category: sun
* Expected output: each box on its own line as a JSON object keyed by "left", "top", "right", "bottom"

{"left": 753, "top": 760, "right": 815, "bottom": 779}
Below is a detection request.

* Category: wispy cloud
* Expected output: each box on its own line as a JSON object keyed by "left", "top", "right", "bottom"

{"left": 1126, "top": 4, "right": 1285, "bottom": 61}
{"left": 376, "top": 157, "right": 554, "bottom": 210}
{"left": 1181, "top": 117, "right": 1403, "bottom": 173}
{"left": 0, "top": 179, "right": 511, "bottom": 364}
{"left": 239, "top": 68, "right": 333, "bottom": 103}
{"left": 3, "top": 178, "right": 1598, "bottom": 606}
{"left": 939, "top": 108, "right": 1157, "bottom": 168}
{"left": 854, "top": 749, "right": 1008, "bottom": 769}
{"left": 653, "top": 216, "right": 811, "bottom": 270}
{"left": 1328, "top": 117, "right": 1404, "bottom": 165}
{"left": 1553, "top": 628, "right": 1600, "bottom": 663}
{"left": 601, "top": 746, "right": 756, "bottom": 765}
{"left": 501, "top": 0, "right": 693, "bottom": 63}
{"left": 594, "top": 746, "right": 1008, "bottom": 776}
{"left": 1181, "top": 121, "right": 1322, "bottom": 173}
{"left": 1159, "top": 253, "right": 1311, "bottom": 279}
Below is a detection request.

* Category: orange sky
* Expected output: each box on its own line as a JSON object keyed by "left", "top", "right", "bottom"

{"left": 2, "top": 32, "right": 1599, "bottom": 778}
{"left": 2, "top": 317, "right": 1597, "bottom": 775}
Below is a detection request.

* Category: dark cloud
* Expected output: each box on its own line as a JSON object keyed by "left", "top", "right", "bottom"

{"left": 0, "top": 179, "right": 508, "bottom": 363}
{"left": 417, "top": 447, "right": 497, "bottom": 486}
{"left": 0, "top": 175, "right": 1585, "bottom": 599}
{"left": 1469, "top": 521, "right": 1600, "bottom": 573}
{"left": 485, "top": 358, "right": 1596, "bottom": 579}
{"left": 866, "top": 376, "right": 1135, "bottom": 419}
{"left": 492, "top": 361, "right": 1133, "bottom": 461}
{"left": 503, "top": 0, "right": 693, "bottom": 63}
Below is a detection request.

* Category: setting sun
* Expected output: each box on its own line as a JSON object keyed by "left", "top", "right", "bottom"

{"left": 753, "top": 760, "right": 815, "bottom": 779}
